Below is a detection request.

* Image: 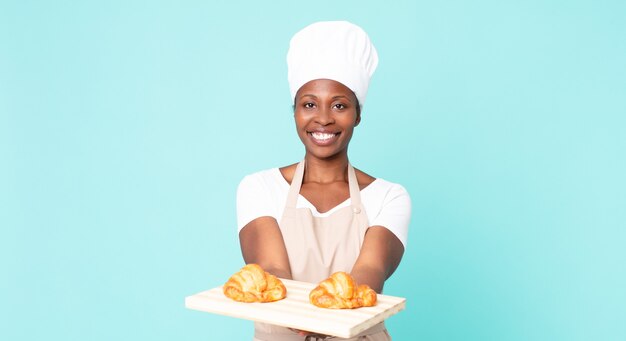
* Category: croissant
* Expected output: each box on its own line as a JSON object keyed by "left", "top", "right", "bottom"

{"left": 309, "top": 272, "right": 377, "bottom": 309}
{"left": 223, "top": 264, "right": 287, "bottom": 303}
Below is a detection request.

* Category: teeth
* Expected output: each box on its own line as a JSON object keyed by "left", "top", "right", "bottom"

{"left": 311, "top": 132, "right": 336, "bottom": 140}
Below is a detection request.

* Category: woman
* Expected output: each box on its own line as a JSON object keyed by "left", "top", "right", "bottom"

{"left": 236, "top": 21, "right": 411, "bottom": 340}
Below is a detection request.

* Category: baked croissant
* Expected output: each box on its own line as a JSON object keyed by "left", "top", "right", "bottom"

{"left": 309, "top": 272, "right": 377, "bottom": 309}
{"left": 223, "top": 264, "right": 287, "bottom": 303}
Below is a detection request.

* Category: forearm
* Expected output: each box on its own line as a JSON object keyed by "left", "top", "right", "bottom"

{"left": 351, "top": 264, "right": 386, "bottom": 293}
{"left": 258, "top": 262, "right": 292, "bottom": 280}
{"left": 350, "top": 226, "right": 405, "bottom": 293}
{"left": 241, "top": 246, "right": 293, "bottom": 279}
{"left": 239, "top": 216, "right": 293, "bottom": 280}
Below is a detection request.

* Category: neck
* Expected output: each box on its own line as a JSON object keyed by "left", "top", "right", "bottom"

{"left": 303, "top": 154, "right": 349, "bottom": 184}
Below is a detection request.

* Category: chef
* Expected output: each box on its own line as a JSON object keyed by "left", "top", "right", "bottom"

{"left": 236, "top": 21, "right": 411, "bottom": 340}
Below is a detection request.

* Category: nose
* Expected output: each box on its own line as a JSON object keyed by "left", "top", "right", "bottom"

{"left": 315, "top": 107, "right": 334, "bottom": 125}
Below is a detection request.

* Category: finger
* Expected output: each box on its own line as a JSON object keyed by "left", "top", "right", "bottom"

{"left": 287, "top": 328, "right": 310, "bottom": 336}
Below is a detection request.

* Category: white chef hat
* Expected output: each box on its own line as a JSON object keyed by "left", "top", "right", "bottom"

{"left": 287, "top": 21, "right": 379, "bottom": 107}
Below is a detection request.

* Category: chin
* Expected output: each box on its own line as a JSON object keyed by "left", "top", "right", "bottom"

{"left": 305, "top": 148, "right": 348, "bottom": 161}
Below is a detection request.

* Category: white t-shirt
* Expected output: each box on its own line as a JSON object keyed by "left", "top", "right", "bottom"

{"left": 236, "top": 168, "right": 411, "bottom": 247}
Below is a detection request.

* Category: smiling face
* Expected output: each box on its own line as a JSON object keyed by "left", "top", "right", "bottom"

{"left": 294, "top": 79, "right": 361, "bottom": 161}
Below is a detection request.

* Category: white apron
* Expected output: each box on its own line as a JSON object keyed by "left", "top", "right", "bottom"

{"left": 254, "top": 160, "right": 391, "bottom": 341}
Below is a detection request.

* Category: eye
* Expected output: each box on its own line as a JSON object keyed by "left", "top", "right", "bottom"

{"left": 303, "top": 102, "right": 315, "bottom": 109}
{"left": 333, "top": 103, "right": 347, "bottom": 110}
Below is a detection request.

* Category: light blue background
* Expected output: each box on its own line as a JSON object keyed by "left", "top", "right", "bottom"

{"left": 1, "top": 1, "right": 625, "bottom": 340}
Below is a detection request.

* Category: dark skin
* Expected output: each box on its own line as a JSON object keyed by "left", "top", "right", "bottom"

{"left": 238, "top": 79, "right": 405, "bottom": 294}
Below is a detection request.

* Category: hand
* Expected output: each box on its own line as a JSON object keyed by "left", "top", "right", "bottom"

{"left": 288, "top": 328, "right": 330, "bottom": 340}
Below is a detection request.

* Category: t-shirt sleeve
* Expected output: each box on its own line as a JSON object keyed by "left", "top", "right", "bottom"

{"left": 369, "top": 183, "right": 411, "bottom": 248}
{"left": 236, "top": 173, "right": 277, "bottom": 232}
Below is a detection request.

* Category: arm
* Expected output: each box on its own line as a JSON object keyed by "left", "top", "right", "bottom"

{"left": 351, "top": 226, "right": 404, "bottom": 293}
{"left": 351, "top": 182, "right": 411, "bottom": 293}
{"left": 236, "top": 173, "right": 293, "bottom": 279}
{"left": 239, "top": 216, "right": 292, "bottom": 279}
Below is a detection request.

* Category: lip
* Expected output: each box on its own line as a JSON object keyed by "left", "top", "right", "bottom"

{"left": 307, "top": 130, "right": 340, "bottom": 146}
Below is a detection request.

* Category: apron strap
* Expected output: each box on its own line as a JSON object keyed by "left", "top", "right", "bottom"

{"left": 347, "top": 164, "right": 362, "bottom": 212}
{"left": 286, "top": 160, "right": 306, "bottom": 209}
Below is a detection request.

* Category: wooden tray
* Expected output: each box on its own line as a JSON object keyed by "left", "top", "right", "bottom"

{"left": 185, "top": 278, "right": 406, "bottom": 338}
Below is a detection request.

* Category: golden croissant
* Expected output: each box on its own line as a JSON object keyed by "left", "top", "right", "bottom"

{"left": 223, "top": 264, "right": 287, "bottom": 303}
{"left": 309, "top": 272, "right": 377, "bottom": 309}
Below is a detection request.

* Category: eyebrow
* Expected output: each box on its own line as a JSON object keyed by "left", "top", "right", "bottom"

{"left": 298, "top": 94, "right": 351, "bottom": 101}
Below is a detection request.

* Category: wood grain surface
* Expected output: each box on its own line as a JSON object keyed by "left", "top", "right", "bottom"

{"left": 185, "top": 279, "right": 406, "bottom": 338}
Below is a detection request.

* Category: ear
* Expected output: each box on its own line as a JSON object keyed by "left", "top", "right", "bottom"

{"left": 355, "top": 111, "right": 361, "bottom": 127}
